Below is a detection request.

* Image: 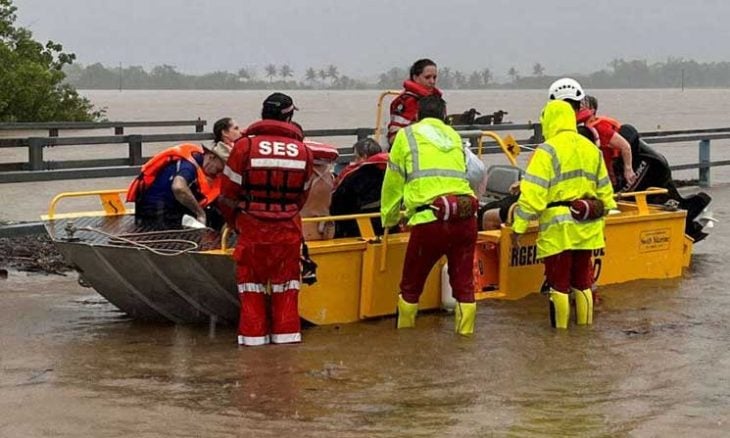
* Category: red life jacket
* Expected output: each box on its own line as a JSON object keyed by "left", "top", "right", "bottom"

{"left": 587, "top": 115, "right": 623, "bottom": 162}
{"left": 234, "top": 120, "right": 313, "bottom": 220}
{"left": 126, "top": 143, "right": 219, "bottom": 207}
{"left": 387, "top": 80, "right": 442, "bottom": 145}
{"left": 334, "top": 152, "right": 389, "bottom": 190}
{"left": 576, "top": 108, "right": 594, "bottom": 124}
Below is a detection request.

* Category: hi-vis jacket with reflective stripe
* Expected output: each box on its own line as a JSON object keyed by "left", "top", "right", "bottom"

{"left": 381, "top": 117, "right": 474, "bottom": 227}
{"left": 512, "top": 100, "right": 617, "bottom": 259}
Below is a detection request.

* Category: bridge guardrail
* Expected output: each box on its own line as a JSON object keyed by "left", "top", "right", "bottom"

{"left": 0, "top": 123, "right": 728, "bottom": 187}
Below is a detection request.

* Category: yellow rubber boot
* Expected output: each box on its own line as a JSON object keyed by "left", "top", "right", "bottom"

{"left": 455, "top": 302, "right": 477, "bottom": 336}
{"left": 574, "top": 288, "right": 594, "bottom": 325}
{"left": 549, "top": 290, "right": 570, "bottom": 329}
{"left": 397, "top": 295, "right": 418, "bottom": 329}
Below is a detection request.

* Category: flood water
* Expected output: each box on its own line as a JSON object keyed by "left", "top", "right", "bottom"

{"left": 2, "top": 88, "right": 730, "bottom": 222}
{"left": 1, "top": 90, "right": 730, "bottom": 436}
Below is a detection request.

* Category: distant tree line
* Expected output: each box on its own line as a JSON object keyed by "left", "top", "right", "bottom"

{"left": 64, "top": 58, "right": 730, "bottom": 91}
{"left": 63, "top": 63, "right": 370, "bottom": 90}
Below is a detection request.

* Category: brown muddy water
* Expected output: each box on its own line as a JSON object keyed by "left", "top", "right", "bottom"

{"left": 1, "top": 90, "right": 729, "bottom": 436}
{"left": 3, "top": 88, "right": 730, "bottom": 222}
{"left": 0, "top": 185, "right": 727, "bottom": 437}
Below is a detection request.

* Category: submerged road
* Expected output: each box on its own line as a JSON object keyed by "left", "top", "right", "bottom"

{"left": 0, "top": 186, "right": 728, "bottom": 437}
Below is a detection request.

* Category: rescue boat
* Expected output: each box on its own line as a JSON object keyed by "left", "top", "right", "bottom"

{"left": 41, "top": 132, "right": 696, "bottom": 326}
{"left": 40, "top": 90, "right": 705, "bottom": 325}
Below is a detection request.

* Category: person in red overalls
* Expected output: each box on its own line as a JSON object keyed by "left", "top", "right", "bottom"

{"left": 386, "top": 58, "right": 442, "bottom": 147}
{"left": 219, "top": 93, "right": 314, "bottom": 346}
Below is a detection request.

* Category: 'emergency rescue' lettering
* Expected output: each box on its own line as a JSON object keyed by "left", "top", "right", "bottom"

{"left": 510, "top": 245, "right": 605, "bottom": 267}
{"left": 258, "top": 141, "right": 299, "bottom": 157}
{"left": 511, "top": 245, "right": 541, "bottom": 266}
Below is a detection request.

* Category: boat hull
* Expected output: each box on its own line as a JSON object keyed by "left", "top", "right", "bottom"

{"left": 45, "top": 199, "right": 692, "bottom": 326}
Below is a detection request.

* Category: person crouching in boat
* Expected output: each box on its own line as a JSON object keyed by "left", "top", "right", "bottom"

{"left": 386, "top": 58, "right": 442, "bottom": 148}
{"left": 126, "top": 141, "right": 231, "bottom": 230}
{"left": 219, "top": 93, "right": 314, "bottom": 347}
{"left": 512, "top": 81, "right": 616, "bottom": 329}
{"left": 577, "top": 95, "right": 636, "bottom": 189}
{"left": 330, "top": 137, "right": 389, "bottom": 238}
{"left": 381, "top": 95, "right": 479, "bottom": 336}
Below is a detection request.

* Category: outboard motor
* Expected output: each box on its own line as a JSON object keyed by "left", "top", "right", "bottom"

{"left": 616, "top": 124, "right": 713, "bottom": 242}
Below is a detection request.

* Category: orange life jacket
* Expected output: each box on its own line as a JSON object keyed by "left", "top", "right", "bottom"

{"left": 126, "top": 143, "right": 219, "bottom": 207}
{"left": 586, "top": 115, "right": 621, "bottom": 131}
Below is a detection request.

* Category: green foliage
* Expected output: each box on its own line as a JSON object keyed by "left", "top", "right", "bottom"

{"left": 63, "top": 63, "right": 371, "bottom": 90}
{"left": 0, "top": 0, "right": 103, "bottom": 122}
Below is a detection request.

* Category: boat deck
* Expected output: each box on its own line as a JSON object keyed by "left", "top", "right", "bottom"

{"left": 45, "top": 215, "right": 227, "bottom": 252}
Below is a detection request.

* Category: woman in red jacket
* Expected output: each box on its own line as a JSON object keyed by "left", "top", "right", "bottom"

{"left": 386, "top": 58, "right": 442, "bottom": 147}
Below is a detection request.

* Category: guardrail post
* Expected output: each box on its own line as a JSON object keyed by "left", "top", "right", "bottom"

{"left": 195, "top": 118, "right": 205, "bottom": 133}
{"left": 699, "top": 139, "right": 711, "bottom": 187}
{"left": 128, "top": 135, "right": 143, "bottom": 166}
{"left": 28, "top": 137, "right": 45, "bottom": 170}
{"left": 115, "top": 126, "right": 124, "bottom": 135}
{"left": 532, "top": 123, "right": 543, "bottom": 143}
{"left": 355, "top": 128, "right": 370, "bottom": 141}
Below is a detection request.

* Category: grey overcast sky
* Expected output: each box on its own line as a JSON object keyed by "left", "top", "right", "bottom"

{"left": 13, "top": 0, "right": 730, "bottom": 79}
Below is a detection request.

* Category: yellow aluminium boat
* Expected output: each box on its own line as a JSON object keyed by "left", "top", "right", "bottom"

{"left": 41, "top": 129, "right": 693, "bottom": 326}
{"left": 39, "top": 94, "right": 696, "bottom": 325}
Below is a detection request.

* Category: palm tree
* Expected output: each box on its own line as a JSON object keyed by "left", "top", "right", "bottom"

{"left": 280, "top": 64, "right": 293, "bottom": 81}
{"left": 507, "top": 67, "right": 519, "bottom": 83}
{"left": 467, "top": 71, "right": 482, "bottom": 89}
{"left": 305, "top": 67, "right": 317, "bottom": 85}
{"left": 237, "top": 67, "right": 251, "bottom": 81}
{"left": 326, "top": 64, "right": 339, "bottom": 83}
{"left": 439, "top": 67, "right": 453, "bottom": 89}
{"left": 318, "top": 68, "right": 328, "bottom": 84}
{"left": 480, "top": 68, "right": 493, "bottom": 87}
{"left": 453, "top": 70, "right": 466, "bottom": 89}
{"left": 265, "top": 64, "right": 277, "bottom": 83}
{"left": 532, "top": 63, "right": 545, "bottom": 77}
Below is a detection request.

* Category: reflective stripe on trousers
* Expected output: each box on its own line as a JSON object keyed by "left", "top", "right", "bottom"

{"left": 238, "top": 334, "right": 270, "bottom": 346}
{"left": 237, "top": 281, "right": 301, "bottom": 294}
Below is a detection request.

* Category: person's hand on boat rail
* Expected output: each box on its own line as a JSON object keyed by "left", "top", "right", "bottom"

{"left": 510, "top": 230, "right": 522, "bottom": 249}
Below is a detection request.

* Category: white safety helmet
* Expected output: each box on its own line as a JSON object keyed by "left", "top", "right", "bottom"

{"left": 548, "top": 77, "right": 584, "bottom": 101}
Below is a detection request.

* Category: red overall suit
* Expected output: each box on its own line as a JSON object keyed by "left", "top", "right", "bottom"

{"left": 219, "top": 120, "right": 314, "bottom": 346}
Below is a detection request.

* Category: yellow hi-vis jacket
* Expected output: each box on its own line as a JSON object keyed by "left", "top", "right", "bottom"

{"left": 512, "top": 100, "right": 617, "bottom": 259}
{"left": 381, "top": 117, "right": 475, "bottom": 227}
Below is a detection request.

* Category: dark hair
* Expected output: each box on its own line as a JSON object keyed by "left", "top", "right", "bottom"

{"left": 584, "top": 95, "right": 598, "bottom": 112}
{"left": 213, "top": 117, "right": 232, "bottom": 143}
{"left": 565, "top": 98, "right": 582, "bottom": 112}
{"left": 409, "top": 58, "right": 437, "bottom": 80}
{"left": 353, "top": 138, "right": 382, "bottom": 158}
{"left": 262, "top": 109, "right": 293, "bottom": 122}
{"left": 578, "top": 125, "right": 597, "bottom": 144}
{"left": 418, "top": 95, "right": 447, "bottom": 121}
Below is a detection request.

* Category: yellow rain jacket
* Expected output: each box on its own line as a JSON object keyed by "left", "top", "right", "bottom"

{"left": 512, "top": 100, "right": 616, "bottom": 258}
{"left": 381, "top": 118, "right": 474, "bottom": 227}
